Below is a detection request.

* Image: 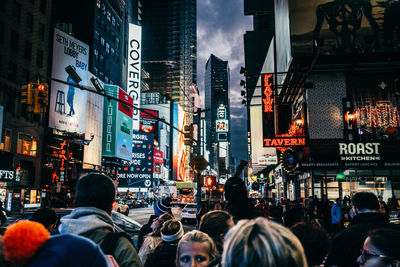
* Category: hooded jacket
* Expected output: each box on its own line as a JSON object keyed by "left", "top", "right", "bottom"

{"left": 59, "top": 207, "right": 143, "bottom": 267}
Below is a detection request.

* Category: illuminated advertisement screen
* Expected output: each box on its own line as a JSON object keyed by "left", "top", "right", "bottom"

{"left": 49, "top": 28, "right": 89, "bottom": 134}
{"left": 140, "top": 109, "right": 159, "bottom": 144}
{"left": 173, "top": 103, "right": 186, "bottom": 181}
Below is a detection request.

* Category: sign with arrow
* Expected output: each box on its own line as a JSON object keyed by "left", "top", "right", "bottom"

{"left": 190, "top": 155, "right": 209, "bottom": 174}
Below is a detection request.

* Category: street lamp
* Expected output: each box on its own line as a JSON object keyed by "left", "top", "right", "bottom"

{"left": 65, "top": 65, "right": 82, "bottom": 84}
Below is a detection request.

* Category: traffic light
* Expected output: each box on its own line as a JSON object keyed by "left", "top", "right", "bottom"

{"left": 206, "top": 176, "right": 216, "bottom": 187}
{"left": 20, "top": 84, "right": 33, "bottom": 105}
{"left": 38, "top": 83, "right": 49, "bottom": 107}
{"left": 184, "top": 124, "right": 193, "bottom": 145}
{"left": 32, "top": 83, "right": 40, "bottom": 114}
{"left": 32, "top": 83, "right": 48, "bottom": 114}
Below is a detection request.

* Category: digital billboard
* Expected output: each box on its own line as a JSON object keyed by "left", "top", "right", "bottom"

{"left": 127, "top": 23, "right": 142, "bottom": 131}
{"left": 289, "top": 0, "right": 400, "bottom": 55}
{"left": 49, "top": 28, "right": 89, "bottom": 134}
{"left": 140, "top": 109, "right": 159, "bottom": 144}
{"left": 216, "top": 120, "right": 229, "bottom": 132}
{"left": 102, "top": 85, "right": 133, "bottom": 161}
{"left": 173, "top": 103, "right": 186, "bottom": 181}
{"left": 117, "top": 131, "right": 154, "bottom": 188}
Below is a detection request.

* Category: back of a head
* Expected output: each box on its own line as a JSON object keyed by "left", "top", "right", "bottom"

{"left": 199, "top": 210, "right": 232, "bottom": 245}
{"left": 224, "top": 177, "right": 247, "bottom": 202}
{"left": 352, "top": 192, "right": 379, "bottom": 212}
{"left": 222, "top": 217, "right": 307, "bottom": 267}
{"left": 177, "top": 230, "right": 218, "bottom": 265}
{"left": 367, "top": 228, "right": 400, "bottom": 260}
{"left": 30, "top": 208, "right": 57, "bottom": 229}
{"left": 291, "top": 222, "right": 329, "bottom": 267}
{"left": 75, "top": 173, "right": 116, "bottom": 212}
{"left": 161, "top": 219, "right": 184, "bottom": 243}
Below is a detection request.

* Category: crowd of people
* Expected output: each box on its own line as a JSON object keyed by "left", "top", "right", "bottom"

{"left": 0, "top": 173, "right": 399, "bottom": 266}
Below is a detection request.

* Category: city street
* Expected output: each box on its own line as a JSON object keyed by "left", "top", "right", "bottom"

{"left": 128, "top": 206, "right": 196, "bottom": 233}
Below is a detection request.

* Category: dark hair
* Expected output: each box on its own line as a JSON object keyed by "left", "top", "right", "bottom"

{"left": 30, "top": 208, "right": 57, "bottom": 229}
{"left": 199, "top": 210, "right": 233, "bottom": 253}
{"left": 368, "top": 228, "right": 400, "bottom": 260}
{"left": 352, "top": 192, "right": 379, "bottom": 211}
{"left": 150, "top": 212, "right": 174, "bottom": 237}
{"left": 75, "top": 173, "right": 116, "bottom": 211}
{"left": 161, "top": 220, "right": 182, "bottom": 236}
{"left": 291, "top": 222, "right": 330, "bottom": 266}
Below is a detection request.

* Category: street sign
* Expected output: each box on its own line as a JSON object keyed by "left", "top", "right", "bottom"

{"left": 189, "top": 155, "right": 209, "bottom": 174}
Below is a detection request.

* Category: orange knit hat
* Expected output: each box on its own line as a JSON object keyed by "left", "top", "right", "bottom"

{"left": 3, "top": 220, "right": 50, "bottom": 265}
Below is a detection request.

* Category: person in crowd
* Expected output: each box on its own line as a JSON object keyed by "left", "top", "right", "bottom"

{"left": 137, "top": 215, "right": 158, "bottom": 250}
{"left": 199, "top": 210, "right": 234, "bottom": 255}
{"left": 318, "top": 195, "right": 332, "bottom": 232}
{"left": 379, "top": 200, "right": 390, "bottom": 220}
{"left": 144, "top": 219, "right": 184, "bottom": 267}
{"left": 291, "top": 221, "right": 330, "bottom": 267}
{"left": 357, "top": 228, "right": 400, "bottom": 267}
{"left": 30, "top": 207, "right": 58, "bottom": 233}
{"left": 283, "top": 201, "right": 305, "bottom": 228}
{"left": 153, "top": 197, "right": 172, "bottom": 217}
{"left": 221, "top": 217, "right": 308, "bottom": 267}
{"left": 339, "top": 212, "right": 352, "bottom": 229}
{"left": 224, "top": 176, "right": 265, "bottom": 222}
{"left": 139, "top": 212, "right": 174, "bottom": 264}
{"left": 196, "top": 202, "right": 210, "bottom": 222}
{"left": 325, "top": 192, "right": 392, "bottom": 267}
{"left": 176, "top": 230, "right": 219, "bottom": 267}
{"left": 331, "top": 198, "right": 342, "bottom": 234}
{"left": 58, "top": 173, "right": 142, "bottom": 267}
{"left": 269, "top": 200, "right": 284, "bottom": 224}
{"left": 2, "top": 220, "right": 108, "bottom": 266}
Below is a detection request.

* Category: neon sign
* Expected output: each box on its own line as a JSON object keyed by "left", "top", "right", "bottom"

{"left": 264, "top": 138, "right": 306, "bottom": 147}
{"left": 262, "top": 74, "right": 273, "bottom": 113}
{"left": 59, "top": 140, "right": 68, "bottom": 182}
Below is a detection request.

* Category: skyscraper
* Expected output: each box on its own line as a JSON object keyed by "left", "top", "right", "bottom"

{"left": 205, "top": 54, "right": 231, "bottom": 175}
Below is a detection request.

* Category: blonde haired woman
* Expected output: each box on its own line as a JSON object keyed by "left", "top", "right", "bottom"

{"left": 176, "top": 230, "right": 219, "bottom": 267}
{"left": 222, "top": 217, "right": 308, "bottom": 267}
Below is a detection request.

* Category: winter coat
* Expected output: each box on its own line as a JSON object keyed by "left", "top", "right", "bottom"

{"left": 325, "top": 212, "right": 390, "bottom": 267}
{"left": 59, "top": 207, "right": 143, "bottom": 267}
{"left": 25, "top": 234, "right": 108, "bottom": 267}
{"left": 144, "top": 241, "right": 179, "bottom": 267}
{"left": 138, "top": 236, "right": 162, "bottom": 264}
{"left": 137, "top": 215, "right": 157, "bottom": 250}
{"left": 331, "top": 203, "right": 342, "bottom": 224}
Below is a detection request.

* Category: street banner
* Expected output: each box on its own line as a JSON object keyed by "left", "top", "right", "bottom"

{"left": 49, "top": 28, "right": 89, "bottom": 134}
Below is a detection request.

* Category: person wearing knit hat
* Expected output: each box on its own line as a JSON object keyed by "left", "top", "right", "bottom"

{"left": 153, "top": 196, "right": 172, "bottom": 217}
{"left": 144, "top": 220, "right": 184, "bottom": 267}
{"left": 2, "top": 220, "right": 108, "bottom": 266}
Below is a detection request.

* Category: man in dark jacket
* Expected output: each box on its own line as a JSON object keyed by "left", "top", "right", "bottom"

{"left": 325, "top": 192, "right": 391, "bottom": 267}
{"left": 59, "top": 173, "right": 142, "bottom": 267}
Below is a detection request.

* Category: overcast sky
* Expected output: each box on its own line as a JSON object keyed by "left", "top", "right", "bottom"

{"left": 197, "top": 0, "right": 252, "bottom": 164}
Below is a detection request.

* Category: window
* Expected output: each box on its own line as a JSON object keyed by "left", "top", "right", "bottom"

{"left": 95, "top": 31, "right": 100, "bottom": 42}
{"left": 116, "top": 37, "right": 119, "bottom": 48}
{"left": 17, "top": 133, "right": 37, "bottom": 156}
{"left": 93, "top": 67, "right": 98, "bottom": 76}
{"left": 109, "top": 80, "right": 113, "bottom": 85}
{"left": 96, "top": 14, "right": 100, "bottom": 24}
{"left": 101, "top": 37, "right": 105, "bottom": 46}
{"left": 115, "top": 51, "right": 119, "bottom": 61}
{"left": 101, "top": 19, "right": 106, "bottom": 30}
{"left": 107, "top": 10, "right": 111, "bottom": 21}
{"left": 106, "top": 42, "right": 110, "bottom": 54}
{"left": 99, "top": 72, "right": 104, "bottom": 81}
{"left": 97, "top": 0, "right": 101, "bottom": 8}
{"left": 0, "top": 129, "right": 12, "bottom": 152}
{"left": 110, "top": 47, "right": 114, "bottom": 58}
{"left": 36, "top": 49, "right": 43, "bottom": 68}
{"left": 94, "top": 49, "right": 99, "bottom": 61}
{"left": 112, "top": 16, "right": 115, "bottom": 26}
{"left": 100, "top": 54, "right": 104, "bottom": 66}
{"left": 24, "top": 41, "right": 32, "bottom": 60}
{"left": 39, "top": 23, "right": 45, "bottom": 41}
{"left": 116, "top": 22, "right": 120, "bottom": 32}
{"left": 105, "top": 76, "right": 109, "bottom": 84}
{"left": 106, "top": 25, "right": 110, "bottom": 35}
{"left": 101, "top": 3, "right": 106, "bottom": 15}
{"left": 27, "top": 14, "right": 34, "bottom": 32}
{"left": 10, "top": 31, "right": 19, "bottom": 53}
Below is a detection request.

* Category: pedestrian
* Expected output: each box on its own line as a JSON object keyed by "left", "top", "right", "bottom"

{"left": 291, "top": 221, "right": 330, "bottom": 267}
{"left": 137, "top": 215, "right": 158, "bottom": 250}
{"left": 221, "top": 217, "right": 307, "bottom": 267}
{"left": 325, "top": 192, "right": 392, "bottom": 267}
{"left": 357, "top": 228, "right": 400, "bottom": 266}
{"left": 138, "top": 212, "right": 174, "bottom": 264}
{"left": 2, "top": 220, "right": 108, "bottom": 267}
{"left": 30, "top": 207, "right": 58, "bottom": 234}
{"left": 331, "top": 198, "right": 342, "bottom": 235}
{"left": 153, "top": 196, "right": 172, "bottom": 217}
{"left": 318, "top": 195, "right": 332, "bottom": 232}
{"left": 144, "top": 219, "right": 184, "bottom": 267}
{"left": 176, "top": 230, "right": 219, "bottom": 267}
{"left": 0, "top": 201, "right": 6, "bottom": 226}
{"left": 199, "top": 210, "right": 234, "bottom": 255}
{"left": 58, "top": 173, "right": 142, "bottom": 267}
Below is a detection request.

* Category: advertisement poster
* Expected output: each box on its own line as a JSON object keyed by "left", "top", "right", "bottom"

{"left": 153, "top": 150, "right": 164, "bottom": 175}
{"left": 127, "top": 23, "right": 142, "bottom": 131}
{"left": 216, "top": 120, "right": 229, "bottom": 132}
{"left": 173, "top": 103, "right": 186, "bottom": 181}
{"left": 49, "top": 28, "right": 89, "bottom": 134}
{"left": 102, "top": 85, "right": 133, "bottom": 161}
{"left": 289, "top": 0, "right": 400, "bottom": 55}
{"left": 117, "top": 131, "right": 154, "bottom": 188}
{"left": 140, "top": 109, "right": 159, "bottom": 145}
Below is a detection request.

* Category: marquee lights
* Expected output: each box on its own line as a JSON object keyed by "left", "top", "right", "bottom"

{"left": 262, "top": 74, "right": 273, "bottom": 113}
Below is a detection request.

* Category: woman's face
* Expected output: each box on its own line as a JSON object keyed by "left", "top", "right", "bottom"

{"left": 151, "top": 217, "right": 161, "bottom": 231}
{"left": 357, "top": 237, "right": 390, "bottom": 267}
{"left": 178, "top": 242, "right": 211, "bottom": 267}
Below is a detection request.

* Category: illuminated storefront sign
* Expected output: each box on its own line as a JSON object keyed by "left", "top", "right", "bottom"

{"left": 264, "top": 137, "right": 306, "bottom": 147}
{"left": 262, "top": 74, "right": 273, "bottom": 113}
{"left": 59, "top": 140, "right": 68, "bottom": 182}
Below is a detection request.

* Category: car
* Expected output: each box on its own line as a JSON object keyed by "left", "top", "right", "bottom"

{"left": 113, "top": 200, "right": 130, "bottom": 216}
{"left": 181, "top": 203, "right": 197, "bottom": 223}
{"left": 4, "top": 208, "right": 142, "bottom": 248}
